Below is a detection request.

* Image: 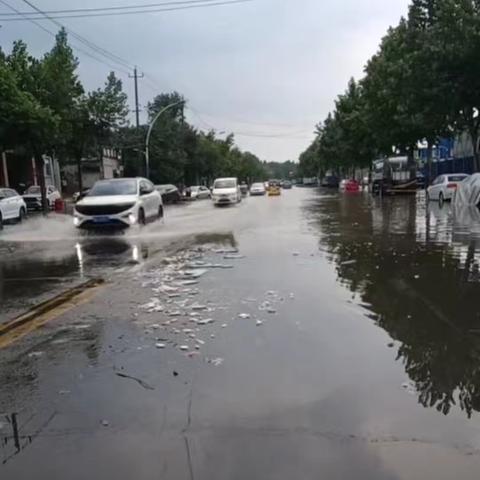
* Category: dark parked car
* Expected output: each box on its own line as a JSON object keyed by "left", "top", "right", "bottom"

{"left": 282, "top": 180, "right": 292, "bottom": 189}
{"left": 321, "top": 175, "right": 340, "bottom": 188}
{"left": 240, "top": 182, "right": 249, "bottom": 195}
{"left": 155, "top": 184, "right": 181, "bottom": 204}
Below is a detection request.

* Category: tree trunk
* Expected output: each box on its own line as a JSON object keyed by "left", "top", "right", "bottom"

{"left": 76, "top": 153, "right": 83, "bottom": 192}
{"left": 98, "top": 146, "right": 104, "bottom": 179}
{"left": 34, "top": 153, "right": 48, "bottom": 215}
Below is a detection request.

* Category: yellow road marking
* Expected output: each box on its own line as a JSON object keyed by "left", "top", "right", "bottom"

{"left": 0, "top": 279, "right": 105, "bottom": 349}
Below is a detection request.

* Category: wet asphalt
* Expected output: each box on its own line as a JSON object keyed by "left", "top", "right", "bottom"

{"left": 2, "top": 188, "right": 480, "bottom": 479}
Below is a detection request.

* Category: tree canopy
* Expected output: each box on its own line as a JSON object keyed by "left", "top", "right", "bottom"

{"left": 2, "top": 30, "right": 292, "bottom": 191}
{"left": 299, "top": 0, "right": 480, "bottom": 177}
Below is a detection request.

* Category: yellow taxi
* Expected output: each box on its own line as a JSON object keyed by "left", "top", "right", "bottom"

{"left": 267, "top": 180, "right": 282, "bottom": 196}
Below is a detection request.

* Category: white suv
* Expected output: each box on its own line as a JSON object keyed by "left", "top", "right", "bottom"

{"left": 0, "top": 188, "right": 27, "bottom": 229}
{"left": 73, "top": 178, "right": 163, "bottom": 229}
{"left": 211, "top": 177, "right": 241, "bottom": 206}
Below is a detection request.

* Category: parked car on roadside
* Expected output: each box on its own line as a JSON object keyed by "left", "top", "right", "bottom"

{"left": 189, "top": 186, "right": 211, "bottom": 200}
{"left": 23, "top": 185, "right": 61, "bottom": 211}
{"left": 452, "top": 173, "right": 480, "bottom": 207}
{"left": 250, "top": 182, "right": 266, "bottom": 196}
{"left": 321, "top": 175, "right": 340, "bottom": 188}
{"left": 427, "top": 173, "right": 469, "bottom": 202}
{"left": 211, "top": 177, "right": 241, "bottom": 206}
{"left": 73, "top": 177, "right": 163, "bottom": 229}
{"left": 0, "top": 188, "right": 27, "bottom": 229}
{"left": 155, "top": 184, "right": 181, "bottom": 204}
{"left": 282, "top": 180, "right": 292, "bottom": 189}
{"left": 73, "top": 188, "right": 90, "bottom": 203}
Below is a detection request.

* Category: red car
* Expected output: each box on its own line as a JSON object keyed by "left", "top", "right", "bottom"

{"left": 345, "top": 179, "right": 360, "bottom": 192}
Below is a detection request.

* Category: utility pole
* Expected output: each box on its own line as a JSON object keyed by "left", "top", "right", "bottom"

{"left": 129, "top": 66, "right": 144, "bottom": 128}
{"left": 129, "top": 67, "right": 144, "bottom": 176}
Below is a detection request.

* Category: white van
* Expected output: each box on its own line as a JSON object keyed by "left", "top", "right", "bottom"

{"left": 211, "top": 177, "right": 241, "bottom": 206}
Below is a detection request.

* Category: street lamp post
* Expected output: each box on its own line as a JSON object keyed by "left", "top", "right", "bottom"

{"left": 145, "top": 100, "right": 185, "bottom": 179}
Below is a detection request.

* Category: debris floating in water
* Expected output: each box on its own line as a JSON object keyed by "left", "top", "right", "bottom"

{"left": 224, "top": 254, "right": 245, "bottom": 260}
{"left": 183, "top": 269, "right": 208, "bottom": 279}
{"left": 214, "top": 248, "right": 238, "bottom": 254}
{"left": 210, "top": 357, "right": 224, "bottom": 366}
{"left": 28, "top": 351, "right": 44, "bottom": 358}
{"left": 191, "top": 304, "right": 208, "bottom": 311}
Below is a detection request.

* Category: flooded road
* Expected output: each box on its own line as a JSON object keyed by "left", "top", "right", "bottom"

{"left": 2, "top": 188, "right": 480, "bottom": 479}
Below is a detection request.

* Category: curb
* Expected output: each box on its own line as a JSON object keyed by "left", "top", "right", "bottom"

{"left": 0, "top": 278, "right": 105, "bottom": 338}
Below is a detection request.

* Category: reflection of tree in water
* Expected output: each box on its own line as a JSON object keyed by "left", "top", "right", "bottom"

{"left": 309, "top": 193, "right": 480, "bottom": 417}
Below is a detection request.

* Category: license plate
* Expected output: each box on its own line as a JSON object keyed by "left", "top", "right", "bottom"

{"left": 92, "top": 216, "right": 111, "bottom": 223}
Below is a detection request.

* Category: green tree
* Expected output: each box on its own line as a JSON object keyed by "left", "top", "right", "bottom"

{"left": 431, "top": 0, "right": 480, "bottom": 171}
{"left": 88, "top": 71, "right": 129, "bottom": 181}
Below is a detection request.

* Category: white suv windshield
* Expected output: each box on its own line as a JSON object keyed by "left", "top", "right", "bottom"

{"left": 89, "top": 179, "right": 137, "bottom": 196}
{"left": 214, "top": 180, "right": 236, "bottom": 189}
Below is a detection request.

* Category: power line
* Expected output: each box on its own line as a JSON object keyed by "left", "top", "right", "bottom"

{"left": 0, "top": 0, "right": 131, "bottom": 75}
{"left": 0, "top": 0, "right": 253, "bottom": 21}
{"left": 195, "top": 111, "right": 311, "bottom": 129}
{"left": 0, "top": 0, "right": 226, "bottom": 16}
{"left": 188, "top": 106, "right": 312, "bottom": 138}
{"left": 18, "top": 0, "right": 134, "bottom": 71}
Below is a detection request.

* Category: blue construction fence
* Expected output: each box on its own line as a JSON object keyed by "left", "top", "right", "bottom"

{"left": 419, "top": 156, "right": 475, "bottom": 184}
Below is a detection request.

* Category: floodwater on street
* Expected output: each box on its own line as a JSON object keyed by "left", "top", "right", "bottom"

{"left": 2, "top": 187, "right": 480, "bottom": 479}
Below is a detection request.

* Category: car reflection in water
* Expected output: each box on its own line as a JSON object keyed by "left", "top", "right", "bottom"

{"left": 308, "top": 192, "right": 480, "bottom": 418}
{"left": 75, "top": 238, "right": 149, "bottom": 275}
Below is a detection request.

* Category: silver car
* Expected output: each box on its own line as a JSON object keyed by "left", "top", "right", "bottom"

{"left": 427, "top": 173, "right": 469, "bottom": 202}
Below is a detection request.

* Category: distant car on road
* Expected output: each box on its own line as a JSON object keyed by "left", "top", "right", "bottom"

{"left": 189, "top": 186, "right": 211, "bottom": 200}
{"left": 345, "top": 179, "right": 360, "bottom": 192}
{"left": 211, "top": 177, "right": 241, "bottom": 206}
{"left": 282, "top": 180, "right": 292, "bottom": 189}
{"left": 427, "top": 174, "right": 469, "bottom": 202}
{"left": 0, "top": 188, "right": 27, "bottom": 229}
{"left": 74, "top": 177, "right": 163, "bottom": 229}
{"left": 155, "top": 184, "right": 181, "bottom": 204}
{"left": 250, "top": 182, "right": 266, "bottom": 196}
{"left": 239, "top": 182, "right": 249, "bottom": 196}
{"left": 23, "top": 185, "right": 61, "bottom": 211}
{"left": 268, "top": 180, "right": 282, "bottom": 196}
{"left": 452, "top": 173, "right": 480, "bottom": 207}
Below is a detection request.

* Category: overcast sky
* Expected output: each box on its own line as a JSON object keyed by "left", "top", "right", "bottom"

{"left": 1, "top": 0, "right": 410, "bottom": 162}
